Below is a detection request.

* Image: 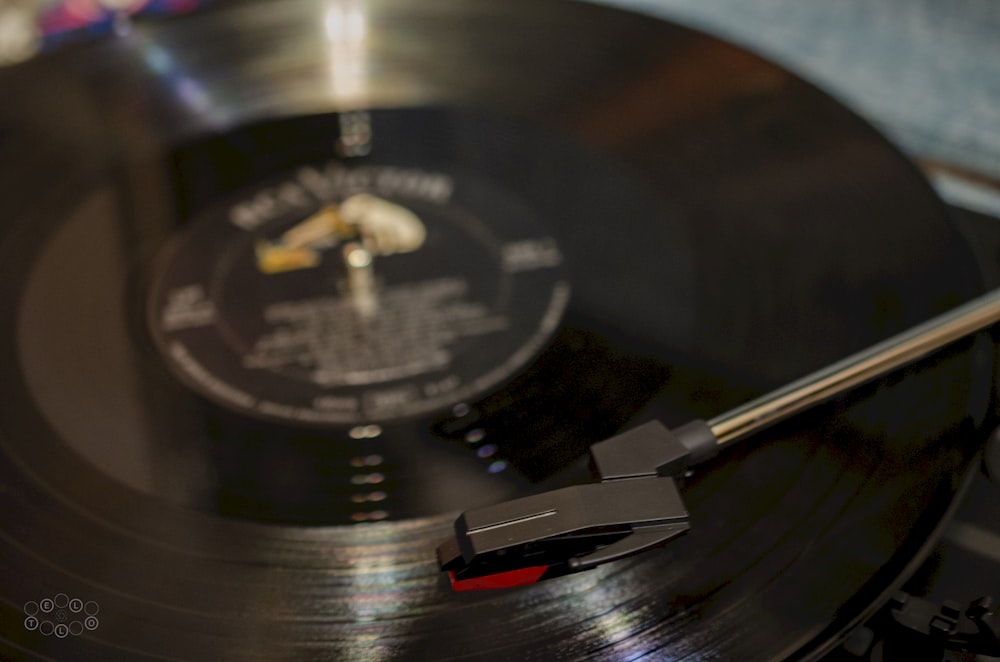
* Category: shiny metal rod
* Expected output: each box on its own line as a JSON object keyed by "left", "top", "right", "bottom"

{"left": 708, "top": 287, "right": 1000, "bottom": 447}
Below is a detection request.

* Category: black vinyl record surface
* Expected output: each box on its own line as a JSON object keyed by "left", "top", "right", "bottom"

{"left": 0, "top": 0, "right": 994, "bottom": 659}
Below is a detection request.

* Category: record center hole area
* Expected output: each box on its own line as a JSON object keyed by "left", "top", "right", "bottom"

{"left": 138, "top": 163, "right": 569, "bottom": 522}
{"left": 15, "top": 107, "right": 654, "bottom": 526}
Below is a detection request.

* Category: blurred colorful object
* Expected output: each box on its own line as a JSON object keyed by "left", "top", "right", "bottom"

{"left": 41, "top": 0, "right": 204, "bottom": 40}
{"left": 0, "top": 0, "right": 206, "bottom": 65}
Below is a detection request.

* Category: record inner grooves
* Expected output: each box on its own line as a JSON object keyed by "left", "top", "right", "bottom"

{"left": 19, "top": 106, "right": 682, "bottom": 524}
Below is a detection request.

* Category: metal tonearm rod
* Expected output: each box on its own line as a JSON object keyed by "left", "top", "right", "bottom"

{"left": 437, "top": 287, "right": 1000, "bottom": 591}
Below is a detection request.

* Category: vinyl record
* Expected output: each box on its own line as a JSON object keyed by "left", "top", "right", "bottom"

{"left": 0, "top": 0, "right": 993, "bottom": 659}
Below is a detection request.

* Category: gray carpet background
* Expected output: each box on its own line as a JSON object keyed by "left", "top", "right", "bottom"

{"left": 592, "top": 0, "right": 1000, "bottom": 185}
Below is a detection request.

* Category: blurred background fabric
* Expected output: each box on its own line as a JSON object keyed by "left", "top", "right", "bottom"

{"left": 589, "top": 0, "right": 1000, "bottom": 237}
{"left": 597, "top": 0, "right": 1000, "bottom": 183}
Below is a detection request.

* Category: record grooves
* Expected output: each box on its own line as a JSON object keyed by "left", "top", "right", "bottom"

{"left": 0, "top": 1, "right": 995, "bottom": 659}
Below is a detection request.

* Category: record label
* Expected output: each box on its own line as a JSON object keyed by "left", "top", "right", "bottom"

{"left": 147, "top": 160, "right": 571, "bottom": 425}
